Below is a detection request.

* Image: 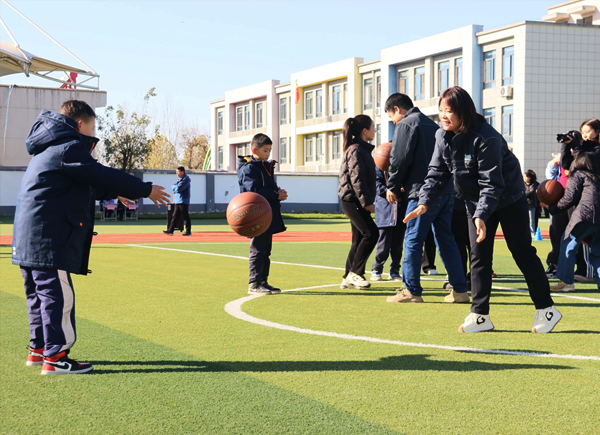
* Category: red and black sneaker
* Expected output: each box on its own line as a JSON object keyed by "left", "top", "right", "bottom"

{"left": 41, "top": 351, "right": 94, "bottom": 375}
{"left": 26, "top": 346, "right": 45, "bottom": 366}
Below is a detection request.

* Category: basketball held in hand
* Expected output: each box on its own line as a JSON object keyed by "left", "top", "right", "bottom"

{"left": 226, "top": 192, "right": 272, "bottom": 238}
{"left": 537, "top": 179, "right": 564, "bottom": 205}
{"left": 373, "top": 142, "right": 392, "bottom": 172}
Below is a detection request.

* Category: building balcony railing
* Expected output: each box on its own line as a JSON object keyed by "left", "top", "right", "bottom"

{"left": 295, "top": 162, "right": 341, "bottom": 173}
{"left": 230, "top": 126, "right": 267, "bottom": 138}
{"left": 297, "top": 113, "right": 347, "bottom": 128}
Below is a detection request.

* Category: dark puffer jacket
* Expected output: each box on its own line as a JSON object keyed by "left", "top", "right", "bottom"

{"left": 12, "top": 110, "right": 153, "bottom": 275}
{"left": 338, "top": 138, "right": 376, "bottom": 208}
{"left": 548, "top": 170, "right": 600, "bottom": 238}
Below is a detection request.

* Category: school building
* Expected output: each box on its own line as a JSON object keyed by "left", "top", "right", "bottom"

{"left": 209, "top": 0, "right": 600, "bottom": 181}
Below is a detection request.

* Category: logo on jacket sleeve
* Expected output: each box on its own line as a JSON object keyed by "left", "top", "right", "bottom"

{"left": 464, "top": 154, "right": 472, "bottom": 166}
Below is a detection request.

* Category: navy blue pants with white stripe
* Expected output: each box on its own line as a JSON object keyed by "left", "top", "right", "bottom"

{"left": 20, "top": 267, "right": 76, "bottom": 357}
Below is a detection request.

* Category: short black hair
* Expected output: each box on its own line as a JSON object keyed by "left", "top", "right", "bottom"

{"left": 60, "top": 100, "right": 96, "bottom": 123}
{"left": 251, "top": 133, "right": 273, "bottom": 149}
{"left": 177, "top": 166, "right": 185, "bottom": 172}
{"left": 384, "top": 93, "right": 413, "bottom": 113}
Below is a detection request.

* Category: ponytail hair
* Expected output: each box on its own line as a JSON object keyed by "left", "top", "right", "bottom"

{"left": 343, "top": 114, "right": 373, "bottom": 152}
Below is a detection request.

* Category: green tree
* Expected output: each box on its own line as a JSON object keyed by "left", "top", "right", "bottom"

{"left": 181, "top": 128, "right": 209, "bottom": 170}
{"left": 97, "top": 88, "right": 157, "bottom": 173}
{"left": 145, "top": 134, "right": 180, "bottom": 169}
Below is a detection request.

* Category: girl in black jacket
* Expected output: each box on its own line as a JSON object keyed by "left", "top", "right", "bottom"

{"left": 406, "top": 87, "right": 560, "bottom": 333}
{"left": 545, "top": 152, "right": 600, "bottom": 292}
{"left": 338, "top": 115, "right": 378, "bottom": 290}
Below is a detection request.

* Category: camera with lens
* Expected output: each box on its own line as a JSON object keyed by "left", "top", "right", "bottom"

{"left": 556, "top": 130, "right": 582, "bottom": 143}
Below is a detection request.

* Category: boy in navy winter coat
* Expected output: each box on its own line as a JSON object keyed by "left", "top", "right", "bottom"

{"left": 371, "top": 167, "right": 405, "bottom": 282}
{"left": 237, "top": 134, "right": 288, "bottom": 294}
{"left": 164, "top": 166, "right": 192, "bottom": 235}
{"left": 12, "top": 100, "right": 169, "bottom": 374}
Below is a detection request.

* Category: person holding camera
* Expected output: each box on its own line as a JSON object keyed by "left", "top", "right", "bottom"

{"left": 548, "top": 119, "right": 600, "bottom": 287}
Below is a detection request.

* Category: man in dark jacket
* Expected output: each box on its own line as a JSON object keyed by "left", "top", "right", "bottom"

{"left": 164, "top": 166, "right": 192, "bottom": 235}
{"left": 237, "top": 133, "right": 287, "bottom": 295}
{"left": 13, "top": 100, "right": 169, "bottom": 374}
{"left": 383, "top": 93, "right": 469, "bottom": 304}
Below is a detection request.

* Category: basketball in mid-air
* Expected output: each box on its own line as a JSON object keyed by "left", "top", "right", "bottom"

{"left": 537, "top": 179, "right": 564, "bottom": 205}
{"left": 373, "top": 142, "right": 392, "bottom": 172}
{"left": 226, "top": 192, "right": 272, "bottom": 238}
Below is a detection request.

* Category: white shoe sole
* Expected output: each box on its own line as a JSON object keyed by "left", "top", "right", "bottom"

{"left": 458, "top": 325, "right": 494, "bottom": 333}
{"left": 41, "top": 366, "right": 94, "bottom": 375}
{"left": 370, "top": 276, "right": 382, "bottom": 282}
{"left": 532, "top": 313, "right": 563, "bottom": 333}
{"left": 26, "top": 360, "right": 43, "bottom": 366}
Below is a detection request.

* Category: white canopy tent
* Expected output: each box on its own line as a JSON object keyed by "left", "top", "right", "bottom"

{"left": 0, "top": 0, "right": 99, "bottom": 89}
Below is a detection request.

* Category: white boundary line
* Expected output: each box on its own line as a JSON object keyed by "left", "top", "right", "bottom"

{"left": 224, "top": 284, "right": 600, "bottom": 362}
{"left": 127, "top": 244, "right": 600, "bottom": 302}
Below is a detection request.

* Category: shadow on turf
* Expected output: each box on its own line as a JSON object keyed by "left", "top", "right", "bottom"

{"left": 89, "top": 354, "right": 574, "bottom": 374}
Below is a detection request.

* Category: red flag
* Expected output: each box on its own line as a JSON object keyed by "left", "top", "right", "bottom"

{"left": 295, "top": 80, "right": 300, "bottom": 105}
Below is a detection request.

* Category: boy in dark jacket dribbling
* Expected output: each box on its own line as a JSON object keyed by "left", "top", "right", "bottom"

{"left": 12, "top": 100, "right": 170, "bottom": 374}
{"left": 237, "top": 133, "right": 287, "bottom": 294}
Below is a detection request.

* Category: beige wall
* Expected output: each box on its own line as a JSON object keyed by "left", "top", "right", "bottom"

{"left": 0, "top": 85, "right": 107, "bottom": 167}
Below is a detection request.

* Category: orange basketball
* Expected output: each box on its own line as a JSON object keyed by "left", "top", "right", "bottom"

{"left": 226, "top": 192, "right": 272, "bottom": 238}
{"left": 537, "top": 179, "right": 564, "bottom": 205}
{"left": 373, "top": 142, "right": 392, "bottom": 172}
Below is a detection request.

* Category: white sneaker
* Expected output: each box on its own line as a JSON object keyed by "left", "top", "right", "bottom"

{"left": 340, "top": 277, "right": 349, "bottom": 289}
{"left": 347, "top": 272, "right": 371, "bottom": 289}
{"left": 531, "top": 306, "right": 562, "bottom": 333}
{"left": 427, "top": 269, "right": 439, "bottom": 276}
{"left": 458, "top": 313, "right": 494, "bottom": 333}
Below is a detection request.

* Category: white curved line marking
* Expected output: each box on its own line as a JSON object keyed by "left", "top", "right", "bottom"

{"left": 224, "top": 284, "right": 600, "bottom": 362}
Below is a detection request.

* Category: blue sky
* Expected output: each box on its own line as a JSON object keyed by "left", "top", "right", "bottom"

{"left": 1, "top": 0, "right": 557, "bottom": 132}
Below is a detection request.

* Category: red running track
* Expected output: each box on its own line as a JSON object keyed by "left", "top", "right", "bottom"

{"left": 0, "top": 230, "right": 550, "bottom": 245}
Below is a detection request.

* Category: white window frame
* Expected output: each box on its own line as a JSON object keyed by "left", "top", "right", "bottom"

{"left": 217, "top": 111, "right": 223, "bottom": 135}
{"left": 217, "top": 146, "right": 223, "bottom": 170}
{"left": 343, "top": 84, "right": 348, "bottom": 114}
{"left": 236, "top": 107, "right": 243, "bottom": 132}
{"left": 304, "top": 134, "right": 314, "bottom": 162}
{"left": 332, "top": 131, "right": 341, "bottom": 160}
{"left": 502, "top": 105, "right": 513, "bottom": 144}
{"left": 483, "top": 107, "right": 496, "bottom": 128}
{"left": 398, "top": 70, "right": 409, "bottom": 94}
{"left": 363, "top": 77, "right": 373, "bottom": 110}
{"left": 332, "top": 85, "right": 341, "bottom": 115}
{"left": 316, "top": 89, "right": 323, "bottom": 118}
{"left": 316, "top": 133, "right": 324, "bottom": 161}
{"left": 305, "top": 91, "right": 314, "bottom": 120}
{"left": 255, "top": 102, "right": 263, "bottom": 128}
{"left": 243, "top": 105, "right": 250, "bottom": 130}
{"left": 415, "top": 66, "right": 425, "bottom": 101}
{"left": 484, "top": 50, "right": 496, "bottom": 89}
{"left": 502, "top": 46, "right": 514, "bottom": 86}
{"left": 279, "top": 137, "right": 288, "bottom": 164}
{"left": 455, "top": 58, "right": 463, "bottom": 87}
{"left": 438, "top": 61, "right": 450, "bottom": 96}
{"left": 279, "top": 96, "right": 287, "bottom": 125}
{"left": 376, "top": 76, "right": 381, "bottom": 108}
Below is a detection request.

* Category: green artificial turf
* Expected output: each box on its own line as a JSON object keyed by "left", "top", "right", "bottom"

{"left": 1, "top": 236, "right": 598, "bottom": 434}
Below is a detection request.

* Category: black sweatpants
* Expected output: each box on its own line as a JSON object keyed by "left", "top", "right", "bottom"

{"left": 468, "top": 197, "right": 554, "bottom": 315}
{"left": 342, "top": 200, "right": 378, "bottom": 278}
{"left": 452, "top": 205, "right": 471, "bottom": 279}
{"left": 168, "top": 203, "right": 192, "bottom": 233}
{"left": 421, "top": 229, "right": 437, "bottom": 273}
{"left": 249, "top": 231, "right": 273, "bottom": 284}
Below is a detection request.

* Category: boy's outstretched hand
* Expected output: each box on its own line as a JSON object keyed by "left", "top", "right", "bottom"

{"left": 278, "top": 187, "right": 288, "bottom": 201}
{"left": 118, "top": 196, "right": 135, "bottom": 207}
{"left": 149, "top": 185, "right": 170, "bottom": 208}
